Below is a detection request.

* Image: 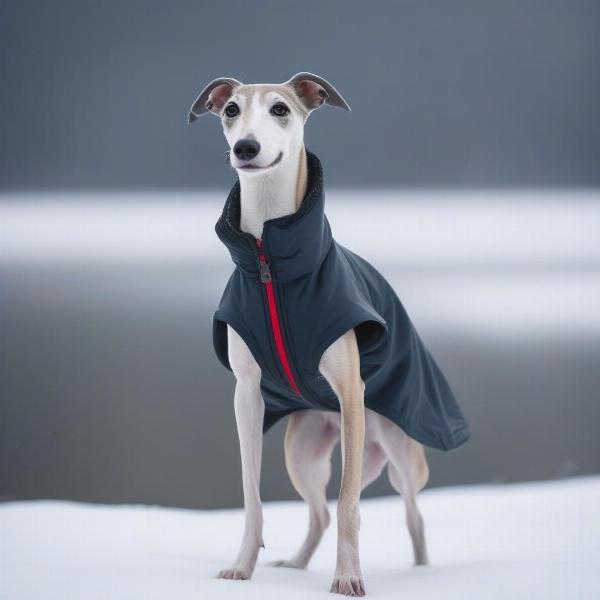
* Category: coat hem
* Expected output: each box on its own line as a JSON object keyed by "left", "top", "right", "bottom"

{"left": 366, "top": 400, "right": 472, "bottom": 452}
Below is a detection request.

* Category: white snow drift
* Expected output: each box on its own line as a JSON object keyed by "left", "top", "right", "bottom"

{"left": 1, "top": 476, "right": 599, "bottom": 600}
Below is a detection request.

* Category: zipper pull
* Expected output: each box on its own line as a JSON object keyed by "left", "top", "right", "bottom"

{"left": 260, "top": 261, "right": 272, "bottom": 283}
{"left": 256, "top": 238, "right": 272, "bottom": 283}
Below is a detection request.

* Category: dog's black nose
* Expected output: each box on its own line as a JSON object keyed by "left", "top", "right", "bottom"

{"left": 233, "top": 138, "right": 260, "bottom": 161}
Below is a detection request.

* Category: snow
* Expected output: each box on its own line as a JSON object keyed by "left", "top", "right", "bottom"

{"left": 1, "top": 190, "right": 600, "bottom": 338}
{"left": 1, "top": 477, "right": 599, "bottom": 600}
{"left": 2, "top": 190, "right": 599, "bottom": 265}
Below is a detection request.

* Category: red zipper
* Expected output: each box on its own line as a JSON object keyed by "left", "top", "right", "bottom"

{"left": 256, "top": 239, "right": 301, "bottom": 395}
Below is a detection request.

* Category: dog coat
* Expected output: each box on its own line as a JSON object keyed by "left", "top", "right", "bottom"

{"left": 212, "top": 151, "right": 471, "bottom": 451}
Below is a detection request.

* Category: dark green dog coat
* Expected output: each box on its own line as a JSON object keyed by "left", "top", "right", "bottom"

{"left": 213, "top": 151, "right": 471, "bottom": 451}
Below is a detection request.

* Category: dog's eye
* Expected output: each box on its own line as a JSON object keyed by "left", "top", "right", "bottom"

{"left": 270, "top": 103, "right": 290, "bottom": 117}
{"left": 224, "top": 103, "right": 240, "bottom": 118}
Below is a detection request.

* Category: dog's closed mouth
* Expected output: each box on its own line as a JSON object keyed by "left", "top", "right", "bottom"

{"left": 238, "top": 152, "right": 283, "bottom": 171}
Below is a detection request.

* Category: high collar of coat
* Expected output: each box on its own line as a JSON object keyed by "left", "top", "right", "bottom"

{"left": 216, "top": 150, "right": 333, "bottom": 283}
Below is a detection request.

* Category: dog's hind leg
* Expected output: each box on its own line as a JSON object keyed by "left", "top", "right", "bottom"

{"left": 269, "top": 410, "right": 386, "bottom": 572}
{"left": 268, "top": 410, "right": 339, "bottom": 569}
{"left": 379, "top": 421, "right": 429, "bottom": 566}
{"left": 360, "top": 410, "right": 389, "bottom": 492}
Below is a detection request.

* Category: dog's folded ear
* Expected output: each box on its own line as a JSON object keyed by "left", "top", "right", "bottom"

{"left": 284, "top": 72, "right": 351, "bottom": 113}
{"left": 188, "top": 77, "right": 243, "bottom": 124}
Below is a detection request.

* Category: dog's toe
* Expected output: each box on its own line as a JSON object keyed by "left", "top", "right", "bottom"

{"left": 330, "top": 574, "right": 366, "bottom": 596}
{"left": 216, "top": 567, "right": 250, "bottom": 580}
{"left": 267, "top": 559, "right": 305, "bottom": 569}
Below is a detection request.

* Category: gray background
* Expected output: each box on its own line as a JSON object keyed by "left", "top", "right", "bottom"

{"left": 1, "top": 0, "right": 600, "bottom": 190}
{"left": 1, "top": 1, "right": 599, "bottom": 509}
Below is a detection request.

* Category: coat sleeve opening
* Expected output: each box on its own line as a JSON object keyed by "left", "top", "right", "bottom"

{"left": 354, "top": 319, "right": 387, "bottom": 355}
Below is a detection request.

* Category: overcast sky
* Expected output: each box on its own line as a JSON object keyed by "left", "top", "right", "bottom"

{"left": 1, "top": 0, "right": 599, "bottom": 190}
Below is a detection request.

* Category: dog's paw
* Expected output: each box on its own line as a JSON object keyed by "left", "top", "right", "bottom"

{"left": 267, "top": 558, "right": 306, "bottom": 569}
{"left": 215, "top": 567, "right": 251, "bottom": 580}
{"left": 330, "top": 574, "right": 366, "bottom": 596}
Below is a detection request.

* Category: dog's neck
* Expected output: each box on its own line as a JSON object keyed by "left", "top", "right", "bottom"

{"left": 237, "top": 146, "right": 308, "bottom": 240}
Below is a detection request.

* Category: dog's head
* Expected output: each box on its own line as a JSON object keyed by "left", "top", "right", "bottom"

{"left": 188, "top": 73, "right": 350, "bottom": 175}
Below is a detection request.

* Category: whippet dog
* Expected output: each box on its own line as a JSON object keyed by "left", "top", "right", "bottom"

{"left": 189, "top": 73, "right": 429, "bottom": 596}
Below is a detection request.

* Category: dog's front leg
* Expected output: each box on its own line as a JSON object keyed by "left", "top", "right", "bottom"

{"left": 320, "top": 329, "right": 366, "bottom": 596}
{"left": 217, "top": 326, "right": 265, "bottom": 580}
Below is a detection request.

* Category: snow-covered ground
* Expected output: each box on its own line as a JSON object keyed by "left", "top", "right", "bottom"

{"left": 1, "top": 477, "right": 599, "bottom": 600}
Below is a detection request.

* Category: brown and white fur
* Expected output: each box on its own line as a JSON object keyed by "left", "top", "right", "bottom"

{"left": 189, "top": 73, "right": 429, "bottom": 596}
